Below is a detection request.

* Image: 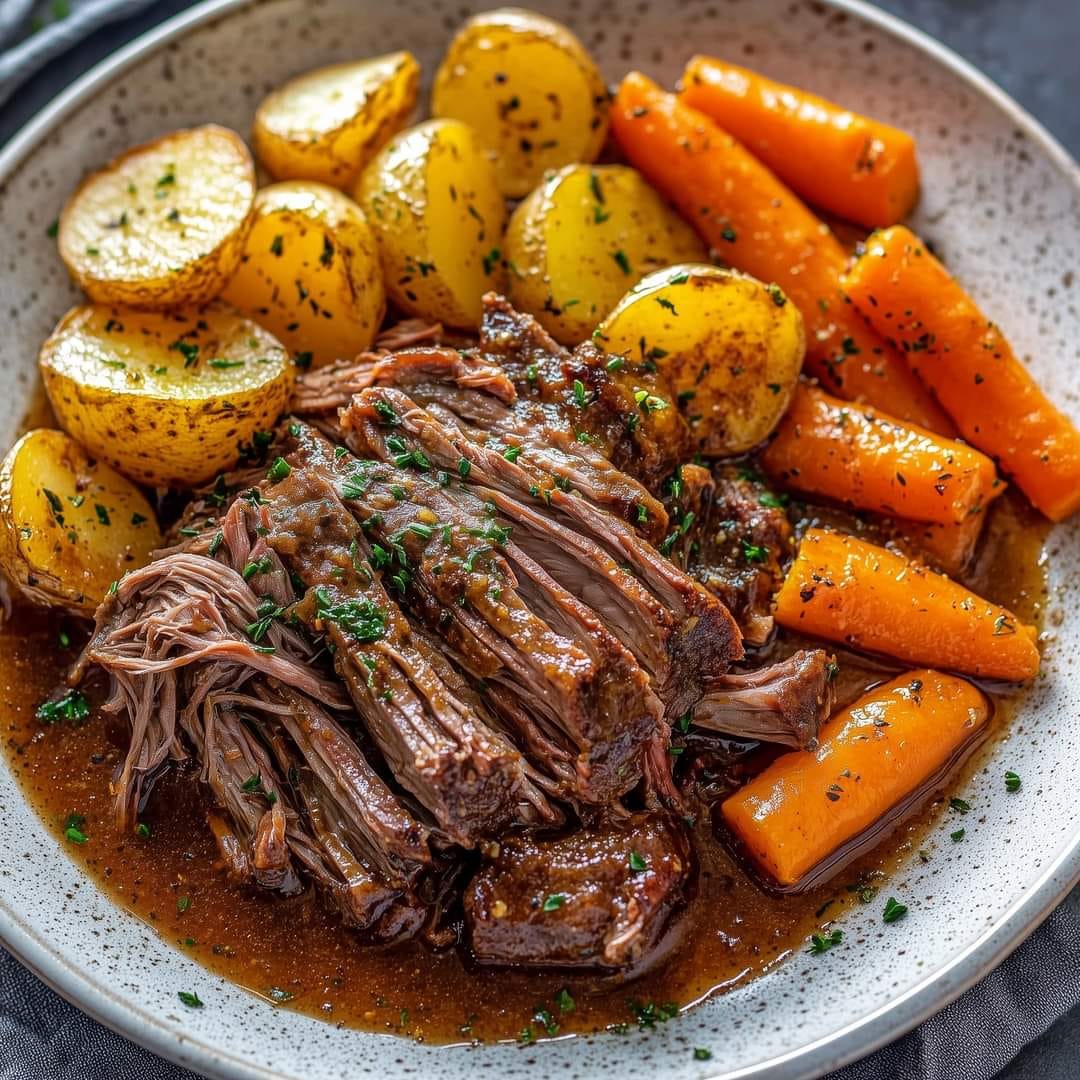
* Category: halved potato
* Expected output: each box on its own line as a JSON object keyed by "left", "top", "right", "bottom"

{"left": 356, "top": 119, "right": 506, "bottom": 328}
{"left": 253, "top": 52, "right": 421, "bottom": 189}
{"left": 0, "top": 429, "right": 162, "bottom": 614}
{"left": 58, "top": 125, "right": 255, "bottom": 308}
{"left": 222, "top": 181, "right": 385, "bottom": 367}
{"left": 505, "top": 164, "right": 707, "bottom": 345}
{"left": 39, "top": 301, "right": 294, "bottom": 488}
{"left": 431, "top": 9, "right": 609, "bottom": 197}
{"left": 596, "top": 265, "right": 806, "bottom": 455}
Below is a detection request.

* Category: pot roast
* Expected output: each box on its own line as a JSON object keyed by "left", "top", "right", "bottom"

{"left": 76, "top": 297, "right": 834, "bottom": 965}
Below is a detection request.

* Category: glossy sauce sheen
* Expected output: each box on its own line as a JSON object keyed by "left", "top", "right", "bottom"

{"left": 0, "top": 492, "right": 1048, "bottom": 1044}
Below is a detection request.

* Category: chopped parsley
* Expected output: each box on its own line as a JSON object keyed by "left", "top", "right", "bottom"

{"left": 542, "top": 893, "right": 566, "bottom": 912}
{"left": 177, "top": 991, "right": 204, "bottom": 1009}
{"left": 882, "top": 896, "right": 908, "bottom": 924}
{"left": 808, "top": 929, "right": 843, "bottom": 954}
{"left": 266, "top": 457, "right": 291, "bottom": 482}
{"left": 36, "top": 689, "right": 90, "bottom": 726}
{"left": 314, "top": 587, "right": 387, "bottom": 643}
{"left": 1004, "top": 770, "right": 1021, "bottom": 793}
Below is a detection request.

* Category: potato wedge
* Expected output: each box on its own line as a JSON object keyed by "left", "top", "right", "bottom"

{"left": 39, "top": 302, "right": 294, "bottom": 488}
{"left": 431, "top": 9, "right": 609, "bottom": 197}
{"left": 356, "top": 119, "right": 506, "bottom": 328}
{"left": 222, "top": 181, "right": 385, "bottom": 367}
{"left": 505, "top": 164, "right": 706, "bottom": 345}
{"left": 253, "top": 52, "right": 421, "bottom": 189}
{"left": 596, "top": 265, "right": 805, "bottom": 455}
{"left": 0, "top": 429, "right": 162, "bottom": 614}
{"left": 58, "top": 125, "right": 255, "bottom": 308}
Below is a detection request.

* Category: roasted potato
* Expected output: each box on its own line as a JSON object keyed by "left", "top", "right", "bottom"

{"left": 58, "top": 125, "right": 255, "bottom": 308}
{"left": 356, "top": 119, "right": 507, "bottom": 328}
{"left": 596, "top": 265, "right": 805, "bottom": 455}
{"left": 431, "top": 9, "right": 609, "bottom": 197}
{"left": 505, "top": 164, "right": 706, "bottom": 345}
{"left": 222, "top": 181, "right": 385, "bottom": 367}
{"left": 39, "top": 302, "right": 294, "bottom": 488}
{"left": 253, "top": 52, "right": 421, "bottom": 189}
{"left": 0, "top": 428, "right": 162, "bottom": 614}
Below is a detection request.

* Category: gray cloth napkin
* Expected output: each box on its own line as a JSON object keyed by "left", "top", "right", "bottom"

{"left": 0, "top": 1, "right": 1077, "bottom": 1078}
{"left": 1, "top": 887, "right": 1077, "bottom": 1078}
{"left": 0, "top": 0, "right": 158, "bottom": 108}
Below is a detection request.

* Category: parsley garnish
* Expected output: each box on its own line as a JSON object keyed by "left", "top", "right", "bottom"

{"left": 808, "top": 929, "right": 843, "bottom": 954}
{"left": 36, "top": 689, "right": 90, "bottom": 726}
{"left": 882, "top": 896, "right": 908, "bottom": 923}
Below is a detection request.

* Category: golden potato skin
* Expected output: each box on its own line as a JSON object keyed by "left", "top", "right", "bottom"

{"left": 253, "top": 52, "right": 421, "bottom": 189}
{"left": 58, "top": 125, "right": 255, "bottom": 308}
{"left": 597, "top": 265, "right": 806, "bottom": 455}
{"left": 505, "top": 164, "right": 706, "bottom": 344}
{"left": 431, "top": 9, "right": 609, "bottom": 197}
{"left": 356, "top": 119, "right": 507, "bottom": 328}
{"left": 222, "top": 181, "right": 385, "bottom": 367}
{"left": 0, "top": 429, "right": 162, "bottom": 614}
{"left": 39, "top": 302, "right": 294, "bottom": 488}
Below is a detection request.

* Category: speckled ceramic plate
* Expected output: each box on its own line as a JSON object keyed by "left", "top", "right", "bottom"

{"left": 0, "top": 1, "right": 1077, "bottom": 1077}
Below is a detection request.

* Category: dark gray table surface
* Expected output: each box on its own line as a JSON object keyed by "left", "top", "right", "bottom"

{"left": 0, "top": 1, "right": 1076, "bottom": 1078}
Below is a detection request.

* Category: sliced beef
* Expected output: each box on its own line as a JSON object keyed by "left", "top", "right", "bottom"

{"left": 309, "top": 412, "right": 663, "bottom": 806}
{"left": 293, "top": 346, "right": 516, "bottom": 418}
{"left": 465, "top": 814, "right": 690, "bottom": 970}
{"left": 198, "top": 687, "right": 428, "bottom": 941}
{"left": 478, "top": 294, "right": 693, "bottom": 489}
{"left": 263, "top": 432, "right": 547, "bottom": 845}
{"left": 74, "top": 535, "right": 432, "bottom": 941}
{"left": 689, "top": 466, "right": 795, "bottom": 646}
{"left": 345, "top": 386, "right": 744, "bottom": 715}
{"left": 315, "top": 341, "right": 673, "bottom": 544}
{"left": 692, "top": 649, "right": 835, "bottom": 748}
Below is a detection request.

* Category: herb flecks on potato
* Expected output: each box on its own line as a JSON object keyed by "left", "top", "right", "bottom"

{"left": 432, "top": 9, "right": 609, "bottom": 198}
{"left": 0, "top": 429, "right": 162, "bottom": 614}
{"left": 39, "top": 302, "right": 294, "bottom": 488}
{"left": 357, "top": 119, "right": 507, "bottom": 328}
{"left": 596, "top": 264, "right": 805, "bottom": 456}
{"left": 253, "top": 52, "right": 421, "bottom": 190}
{"left": 505, "top": 164, "right": 706, "bottom": 345}
{"left": 58, "top": 125, "right": 255, "bottom": 309}
{"left": 223, "top": 181, "right": 386, "bottom": 368}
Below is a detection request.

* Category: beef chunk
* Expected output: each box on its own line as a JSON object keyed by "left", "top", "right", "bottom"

{"left": 466, "top": 814, "right": 690, "bottom": 970}
{"left": 478, "top": 293, "right": 693, "bottom": 490}
{"left": 690, "top": 466, "right": 794, "bottom": 646}
{"left": 267, "top": 428, "right": 552, "bottom": 845}
{"left": 349, "top": 385, "right": 744, "bottom": 715}
{"left": 693, "top": 649, "right": 835, "bottom": 748}
{"left": 291, "top": 418, "right": 663, "bottom": 807}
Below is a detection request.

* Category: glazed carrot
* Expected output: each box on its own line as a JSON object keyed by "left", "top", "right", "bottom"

{"left": 610, "top": 73, "right": 951, "bottom": 433}
{"left": 841, "top": 225, "right": 1080, "bottom": 522}
{"left": 721, "top": 670, "right": 989, "bottom": 888}
{"left": 890, "top": 509, "right": 987, "bottom": 579}
{"left": 774, "top": 528, "right": 1039, "bottom": 681}
{"left": 761, "top": 383, "right": 1001, "bottom": 524}
{"left": 679, "top": 55, "right": 920, "bottom": 228}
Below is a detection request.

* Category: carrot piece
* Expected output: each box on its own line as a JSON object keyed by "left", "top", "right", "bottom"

{"left": 841, "top": 225, "right": 1080, "bottom": 522}
{"left": 721, "top": 670, "right": 989, "bottom": 888}
{"left": 774, "top": 528, "right": 1039, "bottom": 681}
{"left": 889, "top": 509, "right": 988, "bottom": 579}
{"left": 610, "top": 72, "right": 950, "bottom": 433}
{"left": 761, "top": 383, "right": 1001, "bottom": 524}
{"left": 679, "top": 55, "right": 920, "bottom": 229}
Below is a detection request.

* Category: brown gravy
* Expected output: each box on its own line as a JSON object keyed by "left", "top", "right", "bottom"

{"left": 0, "top": 491, "right": 1049, "bottom": 1045}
